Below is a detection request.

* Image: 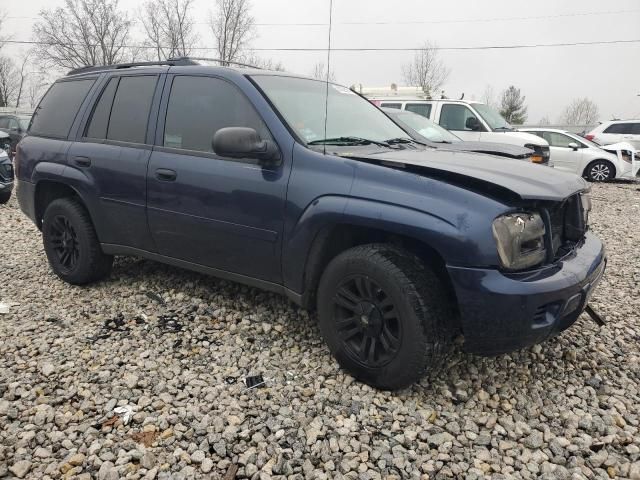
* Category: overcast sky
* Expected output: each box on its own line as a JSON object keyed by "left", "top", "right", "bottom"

{"left": 2, "top": 0, "right": 639, "bottom": 123}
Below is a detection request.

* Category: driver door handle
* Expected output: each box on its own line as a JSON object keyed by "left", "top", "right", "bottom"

{"left": 155, "top": 168, "right": 177, "bottom": 181}
{"left": 72, "top": 156, "right": 91, "bottom": 167}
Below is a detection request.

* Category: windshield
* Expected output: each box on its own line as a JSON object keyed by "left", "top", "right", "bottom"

{"left": 389, "top": 109, "right": 460, "bottom": 143}
{"left": 19, "top": 117, "right": 31, "bottom": 130}
{"left": 473, "top": 103, "right": 512, "bottom": 130}
{"left": 251, "top": 75, "right": 411, "bottom": 145}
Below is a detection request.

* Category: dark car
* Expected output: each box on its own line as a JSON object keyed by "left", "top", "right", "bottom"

{"left": 0, "top": 114, "right": 31, "bottom": 157}
{"left": 383, "top": 107, "right": 536, "bottom": 161}
{"left": 15, "top": 60, "right": 605, "bottom": 390}
{"left": 0, "top": 150, "right": 14, "bottom": 204}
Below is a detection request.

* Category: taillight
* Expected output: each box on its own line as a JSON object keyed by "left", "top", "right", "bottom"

{"left": 585, "top": 134, "right": 595, "bottom": 141}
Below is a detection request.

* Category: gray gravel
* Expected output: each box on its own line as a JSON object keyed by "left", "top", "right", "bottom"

{"left": 1, "top": 180, "right": 639, "bottom": 479}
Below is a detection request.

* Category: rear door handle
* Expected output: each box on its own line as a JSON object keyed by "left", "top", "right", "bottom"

{"left": 155, "top": 168, "right": 177, "bottom": 181}
{"left": 72, "top": 156, "right": 91, "bottom": 167}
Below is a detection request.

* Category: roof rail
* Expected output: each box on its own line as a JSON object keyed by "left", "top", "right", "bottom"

{"left": 168, "top": 57, "right": 264, "bottom": 70}
{"left": 66, "top": 58, "right": 200, "bottom": 76}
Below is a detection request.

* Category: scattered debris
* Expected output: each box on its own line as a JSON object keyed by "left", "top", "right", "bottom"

{"left": 145, "top": 291, "right": 166, "bottom": 305}
{"left": 113, "top": 405, "right": 135, "bottom": 425}
{"left": 100, "top": 416, "right": 118, "bottom": 428}
{"left": 0, "top": 302, "right": 10, "bottom": 314}
{"left": 245, "top": 375, "right": 266, "bottom": 390}
{"left": 131, "top": 430, "right": 159, "bottom": 447}
{"left": 158, "top": 314, "right": 184, "bottom": 333}
{"left": 222, "top": 464, "right": 238, "bottom": 480}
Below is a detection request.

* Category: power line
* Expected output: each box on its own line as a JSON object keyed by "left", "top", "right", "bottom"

{"left": 2, "top": 38, "right": 639, "bottom": 51}
{"left": 4, "top": 8, "right": 640, "bottom": 27}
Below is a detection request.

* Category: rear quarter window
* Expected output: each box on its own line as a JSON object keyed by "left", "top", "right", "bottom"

{"left": 29, "top": 79, "right": 95, "bottom": 138}
{"left": 603, "top": 123, "right": 631, "bottom": 134}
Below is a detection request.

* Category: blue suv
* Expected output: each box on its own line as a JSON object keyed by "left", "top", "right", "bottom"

{"left": 15, "top": 59, "right": 606, "bottom": 389}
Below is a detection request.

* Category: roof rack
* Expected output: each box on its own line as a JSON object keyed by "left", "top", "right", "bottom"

{"left": 66, "top": 57, "right": 266, "bottom": 77}
{"left": 66, "top": 58, "right": 199, "bottom": 76}
{"left": 169, "top": 57, "right": 264, "bottom": 70}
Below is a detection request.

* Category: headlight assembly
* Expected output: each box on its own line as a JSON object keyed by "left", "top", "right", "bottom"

{"left": 492, "top": 212, "right": 546, "bottom": 270}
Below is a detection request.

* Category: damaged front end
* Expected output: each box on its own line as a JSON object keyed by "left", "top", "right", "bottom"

{"left": 602, "top": 142, "right": 640, "bottom": 178}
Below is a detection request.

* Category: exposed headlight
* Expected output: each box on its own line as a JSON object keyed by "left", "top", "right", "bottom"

{"left": 492, "top": 212, "right": 546, "bottom": 270}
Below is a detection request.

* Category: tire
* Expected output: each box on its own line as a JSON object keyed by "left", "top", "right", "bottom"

{"left": 0, "top": 190, "right": 10, "bottom": 204}
{"left": 584, "top": 160, "right": 614, "bottom": 182}
{"left": 42, "top": 198, "right": 113, "bottom": 284}
{"left": 317, "top": 244, "right": 453, "bottom": 390}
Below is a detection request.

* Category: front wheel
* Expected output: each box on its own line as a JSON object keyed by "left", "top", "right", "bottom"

{"left": 317, "top": 244, "right": 453, "bottom": 390}
{"left": 584, "top": 160, "right": 614, "bottom": 182}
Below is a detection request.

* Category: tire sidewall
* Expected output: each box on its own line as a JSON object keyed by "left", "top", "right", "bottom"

{"left": 318, "top": 250, "right": 439, "bottom": 389}
{"left": 0, "top": 191, "right": 10, "bottom": 204}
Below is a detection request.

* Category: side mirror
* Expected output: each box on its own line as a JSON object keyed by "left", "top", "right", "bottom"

{"left": 567, "top": 142, "right": 579, "bottom": 151}
{"left": 212, "top": 127, "right": 280, "bottom": 164}
{"left": 465, "top": 116, "right": 481, "bottom": 131}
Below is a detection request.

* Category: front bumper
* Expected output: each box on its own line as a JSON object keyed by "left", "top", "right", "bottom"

{"left": 448, "top": 231, "right": 606, "bottom": 355}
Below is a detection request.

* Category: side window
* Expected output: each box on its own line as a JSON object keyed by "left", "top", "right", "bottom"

{"left": 8, "top": 118, "right": 19, "bottom": 130}
{"left": 29, "top": 79, "right": 95, "bottom": 138}
{"left": 85, "top": 77, "right": 118, "bottom": 139}
{"left": 0, "top": 117, "right": 8, "bottom": 128}
{"left": 603, "top": 123, "right": 631, "bottom": 134}
{"left": 439, "top": 104, "right": 480, "bottom": 131}
{"left": 380, "top": 103, "right": 401, "bottom": 109}
{"left": 543, "top": 132, "right": 577, "bottom": 148}
{"left": 163, "top": 76, "right": 271, "bottom": 154}
{"left": 630, "top": 123, "right": 640, "bottom": 135}
{"left": 107, "top": 76, "right": 157, "bottom": 144}
{"left": 405, "top": 103, "right": 431, "bottom": 118}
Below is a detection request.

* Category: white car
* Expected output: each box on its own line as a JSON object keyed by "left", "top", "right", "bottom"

{"left": 586, "top": 120, "right": 640, "bottom": 149}
{"left": 366, "top": 97, "right": 551, "bottom": 164}
{"left": 520, "top": 128, "right": 639, "bottom": 182}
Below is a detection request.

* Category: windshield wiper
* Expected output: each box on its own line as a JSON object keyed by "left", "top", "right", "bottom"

{"left": 385, "top": 137, "right": 424, "bottom": 146}
{"left": 308, "top": 136, "right": 391, "bottom": 148}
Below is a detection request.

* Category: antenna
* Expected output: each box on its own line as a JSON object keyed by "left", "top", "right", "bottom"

{"left": 322, "top": 0, "right": 334, "bottom": 155}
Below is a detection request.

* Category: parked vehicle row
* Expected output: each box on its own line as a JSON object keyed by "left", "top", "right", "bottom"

{"left": 13, "top": 59, "right": 605, "bottom": 390}
{"left": 370, "top": 98, "right": 551, "bottom": 165}
{"left": 521, "top": 128, "right": 639, "bottom": 181}
{"left": 0, "top": 113, "right": 31, "bottom": 158}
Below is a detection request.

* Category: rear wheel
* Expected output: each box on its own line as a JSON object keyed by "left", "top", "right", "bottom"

{"left": 317, "top": 244, "right": 453, "bottom": 390}
{"left": 0, "top": 190, "right": 10, "bottom": 204}
{"left": 584, "top": 160, "right": 614, "bottom": 182}
{"left": 42, "top": 198, "right": 113, "bottom": 284}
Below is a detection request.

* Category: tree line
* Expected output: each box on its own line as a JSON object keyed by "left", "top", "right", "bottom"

{"left": 0, "top": 0, "right": 602, "bottom": 125}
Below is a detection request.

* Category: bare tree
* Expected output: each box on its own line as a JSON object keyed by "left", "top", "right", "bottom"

{"left": 14, "top": 51, "right": 34, "bottom": 108}
{"left": 482, "top": 85, "right": 497, "bottom": 107}
{"left": 32, "top": 0, "right": 133, "bottom": 70}
{"left": 26, "top": 73, "right": 49, "bottom": 109}
{"left": 209, "top": 0, "right": 255, "bottom": 66}
{"left": 402, "top": 42, "right": 449, "bottom": 98}
{"left": 0, "top": 56, "right": 18, "bottom": 107}
{"left": 140, "top": 0, "right": 198, "bottom": 61}
{"left": 244, "top": 53, "right": 285, "bottom": 71}
{"left": 561, "top": 98, "right": 599, "bottom": 125}
{"left": 311, "top": 62, "right": 335, "bottom": 82}
{"left": 499, "top": 86, "right": 527, "bottom": 124}
{"left": 538, "top": 116, "right": 551, "bottom": 126}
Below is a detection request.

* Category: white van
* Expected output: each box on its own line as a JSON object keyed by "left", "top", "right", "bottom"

{"left": 368, "top": 98, "right": 551, "bottom": 164}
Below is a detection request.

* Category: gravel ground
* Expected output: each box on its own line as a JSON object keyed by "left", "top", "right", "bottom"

{"left": 0, "top": 180, "right": 639, "bottom": 480}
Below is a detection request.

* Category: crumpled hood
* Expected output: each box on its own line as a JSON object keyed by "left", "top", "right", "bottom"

{"left": 435, "top": 141, "right": 532, "bottom": 159}
{"left": 355, "top": 148, "right": 587, "bottom": 201}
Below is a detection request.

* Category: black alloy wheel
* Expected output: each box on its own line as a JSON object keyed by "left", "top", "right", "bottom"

{"left": 333, "top": 275, "right": 402, "bottom": 367}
